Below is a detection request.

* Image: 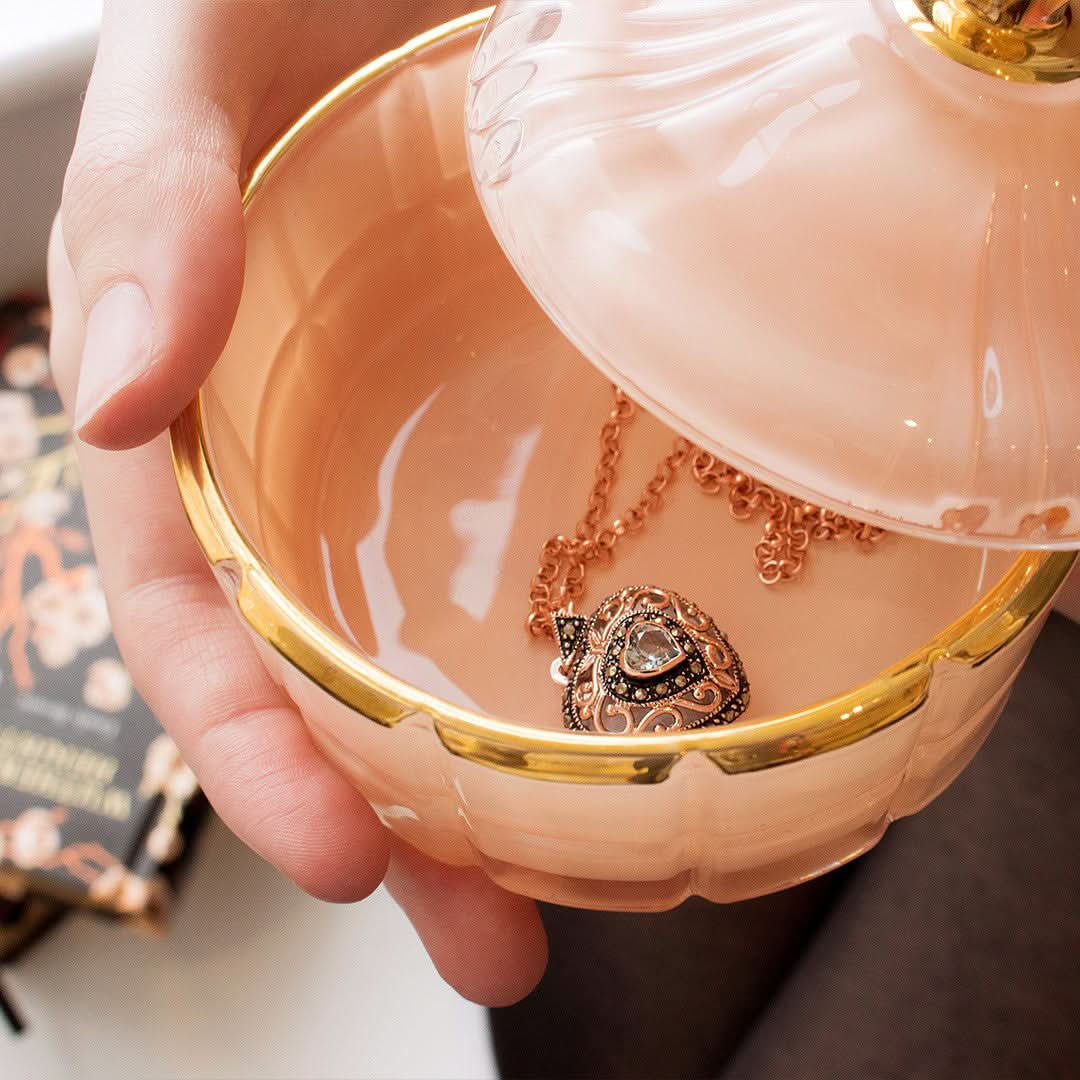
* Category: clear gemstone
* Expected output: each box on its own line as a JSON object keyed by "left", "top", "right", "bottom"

{"left": 622, "top": 621, "right": 684, "bottom": 676}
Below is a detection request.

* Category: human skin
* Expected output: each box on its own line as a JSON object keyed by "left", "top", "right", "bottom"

{"left": 45, "top": 0, "right": 1080, "bottom": 1010}
{"left": 47, "top": 0, "right": 547, "bottom": 1007}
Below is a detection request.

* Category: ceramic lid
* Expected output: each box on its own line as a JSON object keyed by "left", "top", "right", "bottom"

{"left": 465, "top": 0, "right": 1080, "bottom": 549}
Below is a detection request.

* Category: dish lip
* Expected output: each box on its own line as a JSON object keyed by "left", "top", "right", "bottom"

{"left": 168, "top": 9, "right": 1076, "bottom": 785}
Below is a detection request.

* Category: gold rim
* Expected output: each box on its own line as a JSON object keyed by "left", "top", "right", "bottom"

{"left": 169, "top": 10, "right": 1076, "bottom": 786}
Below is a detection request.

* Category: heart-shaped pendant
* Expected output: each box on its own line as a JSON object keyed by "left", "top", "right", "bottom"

{"left": 554, "top": 585, "right": 749, "bottom": 734}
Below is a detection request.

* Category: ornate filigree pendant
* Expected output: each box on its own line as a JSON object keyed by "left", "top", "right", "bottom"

{"left": 553, "top": 585, "right": 750, "bottom": 735}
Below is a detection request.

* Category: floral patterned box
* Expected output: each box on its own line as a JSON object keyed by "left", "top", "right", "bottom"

{"left": 0, "top": 297, "right": 205, "bottom": 933}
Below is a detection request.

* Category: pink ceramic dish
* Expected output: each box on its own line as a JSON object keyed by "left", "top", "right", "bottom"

{"left": 171, "top": 12, "right": 1074, "bottom": 910}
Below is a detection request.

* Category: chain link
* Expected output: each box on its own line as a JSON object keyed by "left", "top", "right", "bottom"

{"left": 527, "top": 388, "right": 886, "bottom": 639}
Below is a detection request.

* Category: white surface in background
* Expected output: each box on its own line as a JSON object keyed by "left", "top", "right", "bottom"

{"left": 0, "top": 817, "right": 498, "bottom": 1080}
{"left": 0, "top": 0, "right": 103, "bottom": 114}
{"left": 1, "top": 0, "right": 103, "bottom": 295}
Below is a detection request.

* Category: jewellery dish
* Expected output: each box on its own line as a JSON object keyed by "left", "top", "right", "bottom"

{"left": 170, "top": 12, "right": 1075, "bottom": 909}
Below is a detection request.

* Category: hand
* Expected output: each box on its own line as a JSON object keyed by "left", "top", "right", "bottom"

{"left": 48, "top": 0, "right": 547, "bottom": 1006}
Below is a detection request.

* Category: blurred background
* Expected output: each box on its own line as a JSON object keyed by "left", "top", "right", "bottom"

{"left": 3, "top": 7, "right": 1078, "bottom": 1080}
{"left": 0, "top": 4, "right": 496, "bottom": 1077}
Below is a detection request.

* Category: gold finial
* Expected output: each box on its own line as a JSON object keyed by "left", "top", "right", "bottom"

{"left": 896, "top": 0, "right": 1080, "bottom": 81}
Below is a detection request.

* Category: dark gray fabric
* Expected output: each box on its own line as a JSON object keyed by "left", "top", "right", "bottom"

{"left": 490, "top": 613, "right": 1080, "bottom": 1080}
{"left": 727, "top": 612, "right": 1080, "bottom": 1080}
{"left": 490, "top": 871, "right": 851, "bottom": 1080}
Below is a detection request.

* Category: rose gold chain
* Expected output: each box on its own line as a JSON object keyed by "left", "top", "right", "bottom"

{"left": 527, "top": 388, "right": 886, "bottom": 639}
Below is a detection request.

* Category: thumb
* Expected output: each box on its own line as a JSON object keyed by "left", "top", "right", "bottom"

{"left": 62, "top": 1, "right": 250, "bottom": 450}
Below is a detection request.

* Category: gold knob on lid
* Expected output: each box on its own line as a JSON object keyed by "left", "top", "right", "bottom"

{"left": 897, "top": 0, "right": 1080, "bottom": 80}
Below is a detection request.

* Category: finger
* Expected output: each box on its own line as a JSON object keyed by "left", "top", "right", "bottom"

{"left": 50, "top": 209, "right": 388, "bottom": 903}
{"left": 90, "top": 433, "right": 548, "bottom": 997}
{"left": 51, "top": 218, "right": 548, "bottom": 1004}
{"left": 61, "top": 0, "right": 258, "bottom": 449}
{"left": 60, "top": 1, "right": 496, "bottom": 450}
{"left": 387, "top": 840, "right": 548, "bottom": 1007}
{"left": 86, "top": 446, "right": 391, "bottom": 903}
{"left": 103, "top": 438, "right": 392, "bottom": 904}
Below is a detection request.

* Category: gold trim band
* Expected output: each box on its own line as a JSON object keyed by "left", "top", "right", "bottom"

{"left": 170, "top": 11, "right": 1076, "bottom": 786}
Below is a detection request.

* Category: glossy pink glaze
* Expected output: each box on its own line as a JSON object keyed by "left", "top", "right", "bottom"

{"left": 192, "top": 20, "right": 1065, "bottom": 908}
{"left": 468, "top": 0, "right": 1080, "bottom": 547}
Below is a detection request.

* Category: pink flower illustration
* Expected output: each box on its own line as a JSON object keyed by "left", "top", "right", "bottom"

{"left": 88, "top": 865, "right": 155, "bottom": 914}
{"left": 0, "top": 392, "right": 40, "bottom": 465}
{"left": 140, "top": 733, "right": 184, "bottom": 798}
{"left": 164, "top": 765, "right": 199, "bottom": 803}
{"left": 19, "top": 489, "right": 72, "bottom": 528}
{"left": 25, "top": 566, "right": 112, "bottom": 670}
{"left": 83, "top": 656, "right": 133, "bottom": 713}
{"left": 145, "top": 823, "right": 183, "bottom": 863}
{"left": 0, "top": 466, "right": 25, "bottom": 496}
{"left": 8, "top": 807, "right": 63, "bottom": 869}
{"left": 2, "top": 342, "right": 50, "bottom": 389}
{"left": 87, "top": 863, "right": 126, "bottom": 904}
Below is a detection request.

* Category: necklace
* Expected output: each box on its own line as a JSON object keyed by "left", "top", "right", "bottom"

{"left": 530, "top": 388, "right": 887, "bottom": 735}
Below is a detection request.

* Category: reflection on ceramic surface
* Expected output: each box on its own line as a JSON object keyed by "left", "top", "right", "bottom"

{"left": 207, "top": 135, "right": 1018, "bottom": 729}
{"left": 181, "top": 16, "right": 1073, "bottom": 909}
{"left": 467, "top": 0, "right": 1080, "bottom": 547}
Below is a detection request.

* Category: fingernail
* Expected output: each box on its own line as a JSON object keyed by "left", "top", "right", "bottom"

{"left": 74, "top": 282, "right": 154, "bottom": 433}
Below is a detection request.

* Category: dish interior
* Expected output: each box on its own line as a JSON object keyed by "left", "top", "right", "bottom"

{"left": 200, "top": 25, "right": 1018, "bottom": 732}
